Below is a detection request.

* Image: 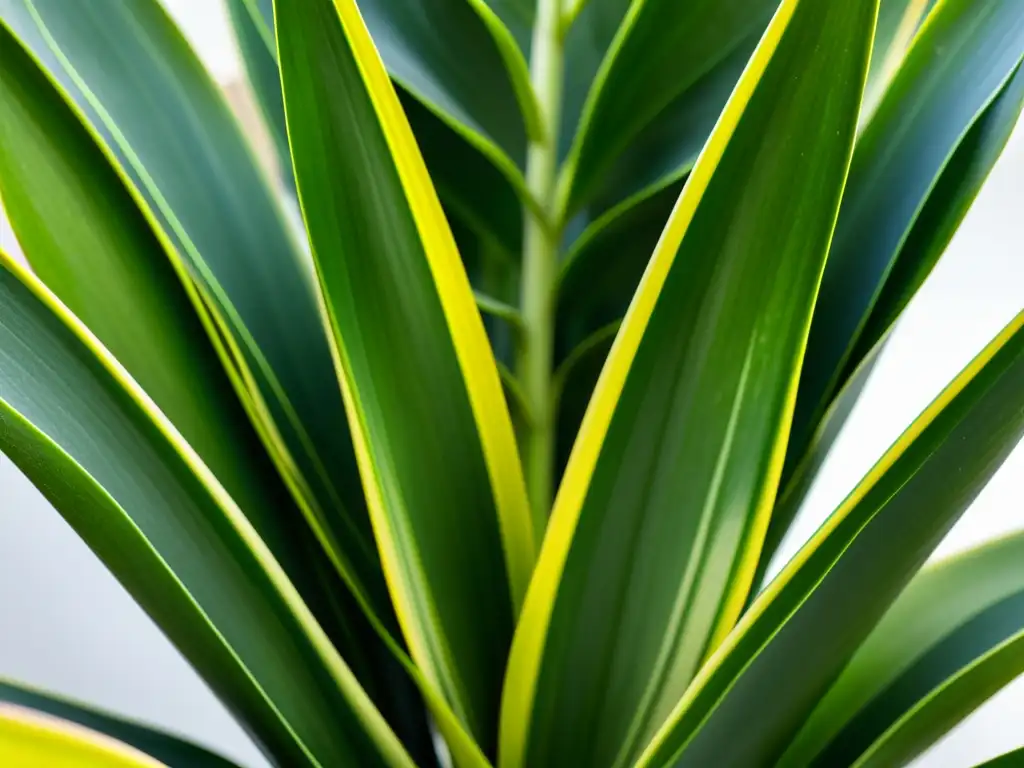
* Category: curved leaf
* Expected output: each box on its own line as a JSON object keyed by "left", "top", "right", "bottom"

{"left": 499, "top": 0, "right": 875, "bottom": 765}
{"left": 558, "top": 0, "right": 779, "bottom": 214}
{"left": 277, "top": 0, "right": 535, "bottom": 756}
{"left": 977, "top": 747, "right": 1024, "bottom": 767}
{"left": 353, "top": 0, "right": 535, "bottom": 164}
{"left": 789, "top": 0, "right": 1024, "bottom": 485}
{"left": 756, "top": 62, "right": 1024, "bottom": 565}
{"left": 0, "top": 705, "right": 162, "bottom": 768}
{"left": 0, "top": 255, "right": 414, "bottom": 767}
{"left": 0, "top": 680, "right": 239, "bottom": 768}
{"left": 224, "top": 0, "right": 293, "bottom": 187}
{"left": 863, "top": 0, "right": 938, "bottom": 120}
{"left": 230, "top": 0, "right": 532, "bottom": 255}
{"left": 0, "top": 0, "right": 383, "bottom": 622}
{"left": 0, "top": 26, "right": 443, "bottom": 763}
{"left": 639, "top": 310, "right": 1024, "bottom": 767}
{"left": 780, "top": 531, "right": 1024, "bottom": 767}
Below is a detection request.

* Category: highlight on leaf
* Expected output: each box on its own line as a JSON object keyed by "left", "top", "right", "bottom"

{"left": 0, "top": 0, "right": 1021, "bottom": 764}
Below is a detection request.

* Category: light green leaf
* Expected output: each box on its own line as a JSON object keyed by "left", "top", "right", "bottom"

{"left": 558, "top": 0, "right": 779, "bottom": 213}
{"left": 0, "top": 255, "right": 414, "bottom": 767}
{"left": 0, "top": 680, "right": 239, "bottom": 768}
{"left": 499, "top": 1, "right": 876, "bottom": 765}
{"left": 863, "top": 0, "right": 938, "bottom": 120}
{"left": 977, "top": 747, "right": 1024, "bottom": 767}
{"left": 780, "top": 530, "right": 1024, "bottom": 767}
{"left": 0, "top": 0, "right": 383, "bottom": 622}
{"left": 0, "top": 705, "right": 162, "bottom": 768}
{"left": 638, "top": 310, "right": 1024, "bottom": 767}
{"left": 789, "top": 0, "right": 1024, "bottom": 496}
{"left": 277, "top": 0, "right": 535, "bottom": 757}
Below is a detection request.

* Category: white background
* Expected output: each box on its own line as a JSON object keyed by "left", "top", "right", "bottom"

{"left": 0, "top": 1, "right": 1022, "bottom": 765}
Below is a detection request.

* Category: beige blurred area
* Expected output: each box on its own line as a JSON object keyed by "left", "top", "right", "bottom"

{"left": 222, "top": 77, "right": 280, "bottom": 185}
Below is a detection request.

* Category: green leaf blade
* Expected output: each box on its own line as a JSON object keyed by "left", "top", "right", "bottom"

{"left": 779, "top": 530, "right": 1024, "bottom": 767}
{"left": 0, "top": 0, "right": 386, "bottom": 620}
{"left": 0, "top": 258, "right": 414, "bottom": 768}
{"left": 790, "top": 0, "right": 1024, "bottom": 481}
{"left": 501, "top": 0, "right": 877, "bottom": 765}
{"left": 0, "top": 705, "right": 164, "bottom": 768}
{"left": 277, "top": 0, "right": 535, "bottom": 755}
{"left": 0, "top": 680, "right": 240, "bottom": 768}
{"left": 639, "top": 310, "right": 1024, "bottom": 768}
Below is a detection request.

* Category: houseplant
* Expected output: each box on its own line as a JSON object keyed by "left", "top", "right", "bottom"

{"left": 0, "top": 0, "right": 1022, "bottom": 764}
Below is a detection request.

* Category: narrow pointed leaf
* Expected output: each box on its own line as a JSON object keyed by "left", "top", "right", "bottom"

{"left": 558, "top": 0, "right": 779, "bottom": 213}
{"left": 0, "top": 29, "right": 443, "bottom": 762}
{"left": 849, "top": 60, "right": 1024, "bottom": 371}
{"left": 500, "top": 1, "right": 875, "bottom": 766}
{"left": 230, "top": 0, "right": 529, "bottom": 257}
{"left": 863, "top": 0, "right": 938, "bottom": 119}
{"left": 0, "top": 706, "right": 162, "bottom": 768}
{"left": 759, "top": 62, "right": 1024, "bottom": 567}
{"left": 781, "top": 530, "right": 1024, "bottom": 767}
{"left": 639, "top": 310, "right": 1024, "bottom": 768}
{"left": 277, "top": 0, "right": 535, "bottom": 755}
{"left": 0, "top": 256, "right": 413, "bottom": 767}
{"left": 224, "top": 0, "right": 293, "bottom": 187}
{"left": 353, "top": 0, "right": 536, "bottom": 163}
{"left": 790, "top": 0, "right": 1024, "bottom": 480}
{"left": 0, "top": 680, "right": 239, "bottom": 768}
{"left": 0, "top": 0, "right": 382, "bottom": 620}
{"left": 977, "top": 747, "right": 1024, "bottom": 767}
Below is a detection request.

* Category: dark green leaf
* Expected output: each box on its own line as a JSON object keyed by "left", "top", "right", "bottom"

{"left": 0, "top": 680, "right": 240, "bottom": 768}
{"left": 780, "top": 530, "right": 1024, "bottom": 767}
{"left": 790, "top": 0, "right": 1024, "bottom": 489}
{"left": 500, "top": 1, "right": 875, "bottom": 765}
{"left": 558, "top": 0, "right": 778, "bottom": 213}
{"left": 639, "top": 310, "right": 1024, "bottom": 767}
{"left": 0, "top": 0, "right": 384, "bottom": 619}
{"left": 278, "top": 0, "right": 535, "bottom": 758}
{"left": 224, "top": 0, "right": 293, "bottom": 187}
{"left": 0, "top": 257, "right": 414, "bottom": 767}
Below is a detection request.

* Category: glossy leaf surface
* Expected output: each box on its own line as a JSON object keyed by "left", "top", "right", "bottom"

{"left": 0, "top": 681, "right": 239, "bottom": 768}
{"left": 791, "top": 0, "right": 1024, "bottom": 478}
{"left": 0, "top": 257, "right": 413, "bottom": 767}
{"left": 0, "top": 31, "right": 439, "bottom": 759}
{"left": 500, "top": 1, "right": 875, "bottom": 765}
{"left": 0, "top": 706, "right": 162, "bottom": 768}
{"left": 640, "top": 310, "right": 1024, "bottom": 767}
{"left": 781, "top": 531, "right": 1024, "bottom": 767}
{"left": 559, "top": 0, "right": 779, "bottom": 212}
{"left": 277, "top": 0, "right": 535, "bottom": 755}
{"left": 0, "top": 0, "right": 382, "bottom": 615}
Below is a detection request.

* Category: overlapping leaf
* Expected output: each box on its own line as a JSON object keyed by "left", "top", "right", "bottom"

{"left": 0, "top": 705, "right": 162, "bottom": 768}
{"left": 0, "top": 254, "right": 413, "bottom": 767}
{"left": 780, "top": 530, "right": 1024, "bottom": 767}
{"left": 0, "top": 0, "right": 387, "bottom": 622}
{"left": 0, "top": 681, "right": 239, "bottom": 768}
{"left": 227, "top": 0, "right": 531, "bottom": 256}
{"left": 639, "top": 310, "right": 1024, "bottom": 767}
{"left": 558, "top": 0, "right": 779, "bottom": 213}
{"left": 499, "top": 1, "right": 876, "bottom": 766}
{"left": 788, "top": 0, "right": 1024, "bottom": 494}
{"left": 277, "top": 0, "right": 535, "bottom": 756}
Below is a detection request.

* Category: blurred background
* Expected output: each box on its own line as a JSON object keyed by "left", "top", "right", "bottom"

{"left": 0, "top": 1, "right": 1021, "bottom": 766}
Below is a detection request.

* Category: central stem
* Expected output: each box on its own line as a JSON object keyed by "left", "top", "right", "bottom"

{"left": 518, "top": 0, "right": 564, "bottom": 532}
